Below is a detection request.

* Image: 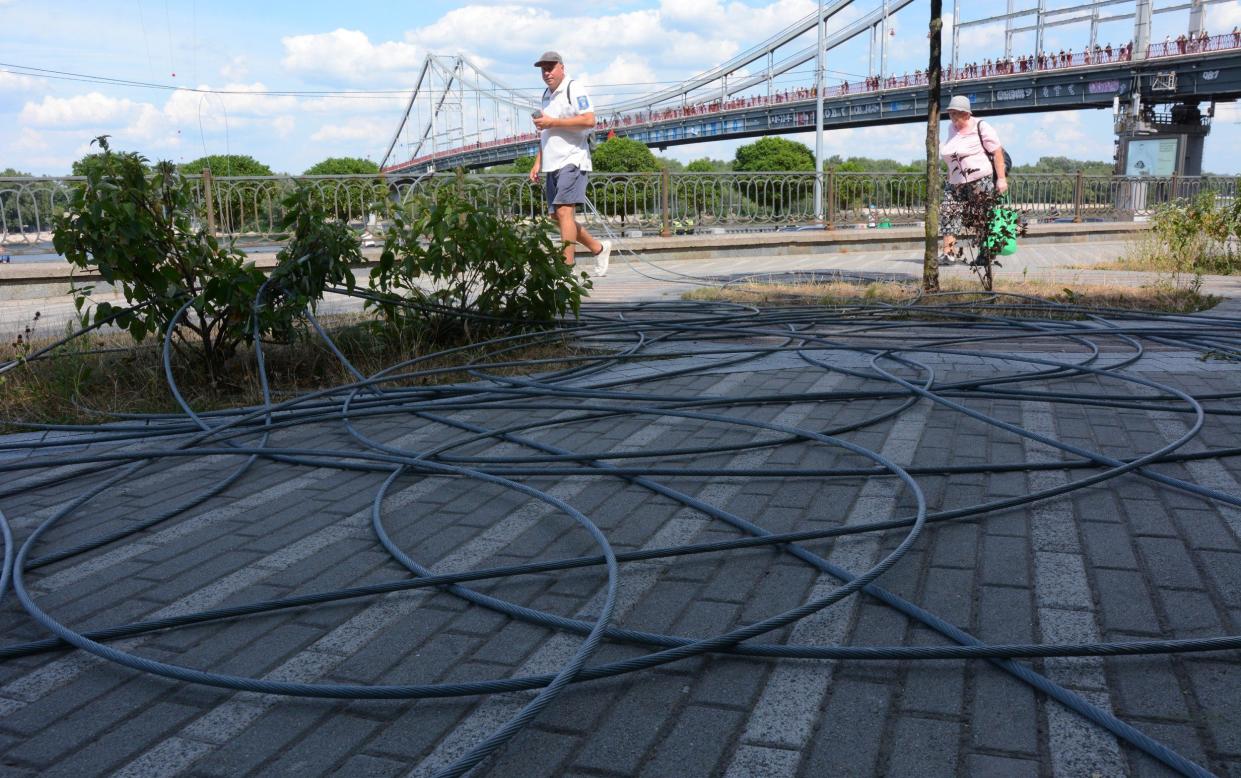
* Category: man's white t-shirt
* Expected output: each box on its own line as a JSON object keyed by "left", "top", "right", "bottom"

{"left": 540, "top": 77, "right": 594, "bottom": 172}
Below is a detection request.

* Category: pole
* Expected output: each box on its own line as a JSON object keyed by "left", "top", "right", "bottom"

{"left": 1133, "top": 0, "right": 1152, "bottom": 60}
{"left": 202, "top": 168, "right": 216, "bottom": 234}
{"left": 814, "top": 0, "right": 826, "bottom": 221}
{"left": 951, "top": 0, "right": 960, "bottom": 77}
{"left": 925, "top": 0, "right": 943, "bottom": 293}
{"left": 660, "top": 167, "right": 672, "bottom": 238}
{"left": 1004, "top": 0, "right": 1013, "bottom": 59}
{"left": 1074, "top": 170, "right": 1084, "bottom": 222}
{"left": 1035, "top": 0, "right": 1046, "bottom": 62}
{"left": 880, "top": 0, "right": 890, "bottom": 87}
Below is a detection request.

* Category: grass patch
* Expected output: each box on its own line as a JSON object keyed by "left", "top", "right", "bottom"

{"left": 682, "top": 276, "right": 1219, "bottom": 316}
{"left": 1089, "top": 232, "right": 1241, "bottom": 275}
{"left": 0, "top": 314, "right": 596, "bottom": 431}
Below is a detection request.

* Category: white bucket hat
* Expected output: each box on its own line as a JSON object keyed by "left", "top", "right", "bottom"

{"left": 947, "top": 95, "right": 973, "bottom": 114}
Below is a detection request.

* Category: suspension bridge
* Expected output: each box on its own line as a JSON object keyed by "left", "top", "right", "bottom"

{"left": 380, "top": 0, "right": 1241, "bottom": 177}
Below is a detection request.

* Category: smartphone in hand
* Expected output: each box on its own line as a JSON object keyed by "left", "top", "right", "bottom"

{"left": 531, "top": 110, "right": 543, "bottom": 119}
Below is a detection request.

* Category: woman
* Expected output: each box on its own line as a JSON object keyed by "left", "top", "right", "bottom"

{"left": 938, "top": 94, "right": 1008, "bottom": 264}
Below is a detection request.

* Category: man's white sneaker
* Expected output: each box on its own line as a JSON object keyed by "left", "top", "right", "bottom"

{"left": 593, "top": 240, "right": 612, "bottom": 277}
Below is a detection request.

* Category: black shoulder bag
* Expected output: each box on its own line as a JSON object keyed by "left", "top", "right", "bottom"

{"left": 976, "top": 121, "right": 1013, "bottom": 181}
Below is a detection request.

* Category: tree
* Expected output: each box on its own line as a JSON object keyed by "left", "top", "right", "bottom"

{"left": 303, "top": 157, "right": 379, "bottom": 176}
{"left": 180, "top": 154, "right": 273, "bottom": 177}
{"left": 924, "top": 0, "right": 943, "bottom": 292}
{"left": 732, "top": 138, "right": 814, "bottom": 214}
{"left": 733, "top": 137, "right": 815, "bottom": 172}
{"left": 686, "top": 158, "right": 731, "bottom": 172}
{"left": 592, "top": 137, "right": 660, "bottom": 173}
{"left": 487, "top": 155, "right": 537, "bottom": 174}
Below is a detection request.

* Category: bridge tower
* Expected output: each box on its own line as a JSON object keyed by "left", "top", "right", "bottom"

{"left": 1115, "top": 0, "right": 1214, "bottom": 179}
{"left": 1115, "top": 97, "right": 1211, "bottom": 177}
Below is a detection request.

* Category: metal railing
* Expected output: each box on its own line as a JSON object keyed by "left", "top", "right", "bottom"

{"left": 3, "top": 171, "right": 1238, "bottom": 248}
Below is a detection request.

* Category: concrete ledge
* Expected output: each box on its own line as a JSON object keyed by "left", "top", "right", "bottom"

{"left": 611, "top": 221, "right": 1145, "bottom": 261}
{"left": 0, "top": 222, "right": 1144, "bottom": 300}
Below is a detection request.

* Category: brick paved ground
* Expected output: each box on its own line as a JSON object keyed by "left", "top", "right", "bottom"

{"left": 1, "top": 303, "right": 1240, "bottom": 777}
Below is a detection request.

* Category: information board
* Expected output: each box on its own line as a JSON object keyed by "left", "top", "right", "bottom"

{"left": 1125, "top": 138, "right": 1179, "bottom": 176}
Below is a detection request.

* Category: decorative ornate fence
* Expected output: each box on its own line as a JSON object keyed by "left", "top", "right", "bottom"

{"left": 3, "top": 171, "right": 1238, "bottom": 248}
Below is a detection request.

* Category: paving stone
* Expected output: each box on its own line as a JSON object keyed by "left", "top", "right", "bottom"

{"left": 980, "top": 534, "right": 1029, "bottom": 586}
{"left": 801, "top": 679, "right": 893, "bottom": 777}
{"left": 1135, "top": 537, "right": 1204, "bottom": 590}
{"left": 571, "top": 678, "right": 686, "bottom": 775}
{"left": 331, "top": 753, "right": 409, "bottom": 776}
{"left": 978, "top": 585, "right": 1034, "bottom": 643}
{"left": 3, "top": 674, "right": 175, "bottom": 767}
{"left": 1094, "top": 569, "right": 1162, "bottom": 635}
{"left": 1109, "top": 656, "right": 1190, "bottom": 720}
{"left": 1199, "top": 550, "right": 1241, "bottom": 607}
{"left": 1122, "top": 499, "right": 1178, "bottom": 537}
{"left": 921, "top": 566, "right": 974, "bottom": 629}
{"left": 964, "top": 753, "right": 1039, "bottom": 778}
{"left": 1080, "top": 521, "right": 1139, "bottom": 569}
{"left": 899, "top": 660, "right": 965, "bottom": 717}
{"left": 1173, "top": 509, "right": 1239, "bottom": 551}
{"left": 640, "top": 705, "right": 743, "bottom": 778}
{"left": 884, "top": 716, "right": 961, "bottom": 777}
{"left": 691, "top": 657, "right": 769, "bottom": 711}
{"left": 929, "top": 521, "right": 979, "bottom": 569}
{"left": 193, "top": 702, "right": 331, "bottom": 777}
{"left": 41, "top": 702, "right": 200, "bottom": 778}
{"left": 1123, "top": 720, "right": 1213, "bottom": 778}
{"left": 970, "top": 669, "right": 1038, "bottom": 755}
{"left": 1158, "top": 589, "right": 1226, "bottom": 636}
{"left": 1184, "top": 660, "right": 1241, "bottom": 755}
{"left": 476, "top": 726, "right": 579, "bottom": 778}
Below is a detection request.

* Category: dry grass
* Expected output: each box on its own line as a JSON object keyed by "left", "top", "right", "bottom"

{"left": 682, "top": 275, "right": 1219, "bottom": 315}
{"left": 1089, "top": 232, "right": 1241, "bottom": 275}
{"left": 0, "top": 314, "right": 596, "bottom": 431}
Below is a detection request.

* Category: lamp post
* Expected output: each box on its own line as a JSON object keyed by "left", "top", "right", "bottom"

{"left": 814, "top": 0, "right": 826, "bottom": 222}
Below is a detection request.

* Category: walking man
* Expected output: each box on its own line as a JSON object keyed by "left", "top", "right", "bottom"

{"left": 529, "top": 51, "right": 611, "bottom": 276}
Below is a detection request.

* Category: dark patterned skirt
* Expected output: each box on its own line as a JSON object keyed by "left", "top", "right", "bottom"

{"left": 940, "top": 176, "right": 995, "bottom": 236}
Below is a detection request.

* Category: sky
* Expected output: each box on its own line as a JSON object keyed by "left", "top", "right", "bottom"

{"left": 3, "top": 0, "right": 1241, "bottom": 175}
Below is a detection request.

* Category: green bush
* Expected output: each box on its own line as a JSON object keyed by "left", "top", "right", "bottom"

{"left": 52, "top": 137, "right": 361, "bottom": 381}
{"left": 368, "top": 172, "right": 591, "bottom": 345}
{"left": 1148, "top": 192, "right": 1241, "bottom": 275}
{"left": 268, "top": 184, "right": 364, "bottom": 336}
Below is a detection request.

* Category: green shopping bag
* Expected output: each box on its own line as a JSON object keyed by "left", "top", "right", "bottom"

{"left": 988, "top": 198, "right": 1019, "bottom": 256}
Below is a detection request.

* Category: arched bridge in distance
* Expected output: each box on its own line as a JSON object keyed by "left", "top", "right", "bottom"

{"left": 380, "top": 0, "right": 1241, "bottom": 175}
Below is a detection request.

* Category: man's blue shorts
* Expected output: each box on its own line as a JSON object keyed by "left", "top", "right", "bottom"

{"left": 545, "top": 164, "right": 588, "bottom": 213}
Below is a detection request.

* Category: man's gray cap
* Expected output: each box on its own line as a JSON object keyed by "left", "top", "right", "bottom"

{"left": 534, "top": 51, "right": 563, "bottom": 66}
{"left": 947, "top": 94, "right": 973, "bottom": 113}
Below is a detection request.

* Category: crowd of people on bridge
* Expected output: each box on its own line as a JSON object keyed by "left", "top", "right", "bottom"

{"left": 389, "top": 29, "right": 1238, "bottom": 173}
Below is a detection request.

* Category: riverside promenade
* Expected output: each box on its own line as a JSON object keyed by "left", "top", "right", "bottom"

{"left": 1, "top": 232, "right": 1240, "bottom": 777}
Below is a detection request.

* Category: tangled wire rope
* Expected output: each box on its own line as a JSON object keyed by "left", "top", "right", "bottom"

{"left": 2, "top": 286, "right": 1241, "bottom": 777}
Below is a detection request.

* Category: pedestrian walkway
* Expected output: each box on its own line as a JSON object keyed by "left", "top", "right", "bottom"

{"left": 2, "top": 277, "right": 1240, "bottom": 776}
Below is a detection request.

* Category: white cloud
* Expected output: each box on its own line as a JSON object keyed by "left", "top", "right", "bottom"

{"left": 163, "top": 83, "right": 297, "bottom": 126}
{"left": 12, "top": 127, "right": 48, "bottom": 151}
{"left": 578, "top": 54, "right": 660, "bottom": 106}
{"left": 219, "top": 56, "right": 249, "bottom": 82}
{"left": 282, "top": 29, "right": 421, "bottom": 83}
{"left": 272, "top": 115, "right": 295, "bottom": 139}
{"left": 310, "top": 118, "right": 391, "bottom": 143}
{"left": 1020, "top": 112, "right": 1111, "bottom": 161}
{"left": 1207, "top": 2, "right": 1241, "bottom": 31}
{"left": 0, "top": 70, "right": 39, "bottom": 92}
{"left": 19, "top": 92, "right": 141, "bottom": 127}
